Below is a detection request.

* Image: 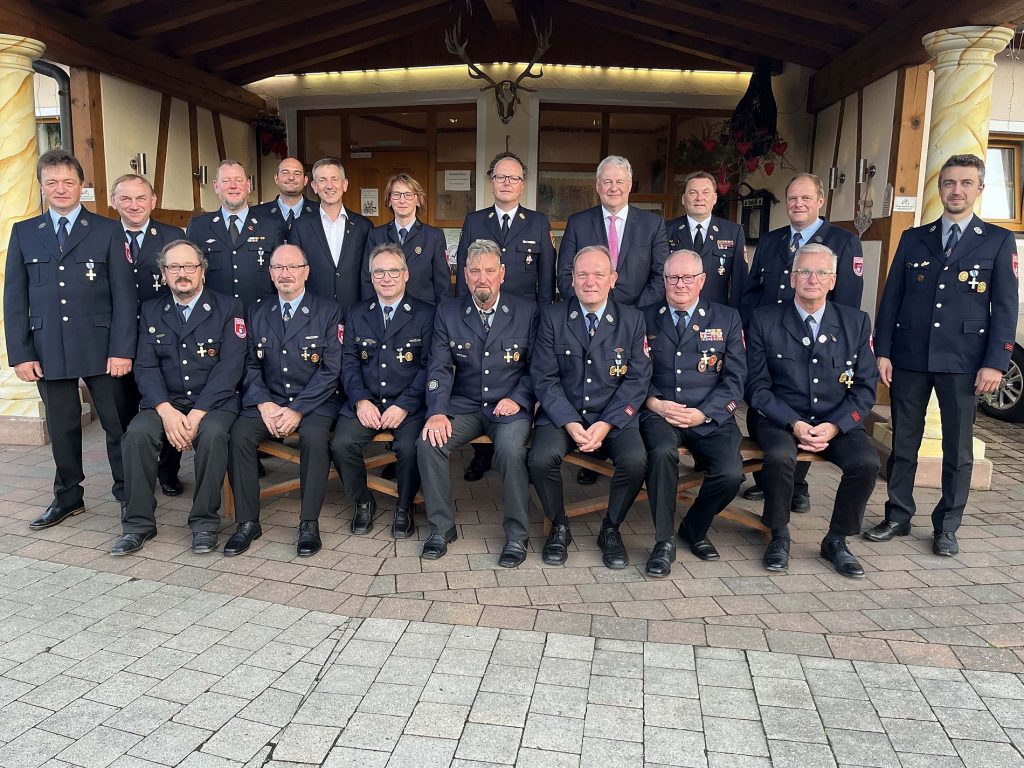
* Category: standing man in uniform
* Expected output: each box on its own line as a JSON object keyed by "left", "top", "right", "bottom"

{"left": 665, "top": 171, "right": 747, "bottom": 308}
{"left": 334, "top": 243, "right": 434, "bottom": 538}
{"left": 641, "top": 250, "right": 746, "bottom": 577}
{"left": 868, "top": 154, "right": 1018, "bottom": 556}
{"left": 418, "top": 240, "right": 538, "bottom": 565}
{"left": 225, "top": 244, "right": 342, "bottom": 557}
{"left": 5, "top": 149, "right": 137, "bottom": 529}
{"left": 111, "top": 240, "right": 246, "bottom": 555}
{"left": 253, "top": 157, "right": 316, "bottom": 236}
{"left": 745, "top": 244, "right": 879, "bottom": 577}
{"left": 455, "top": 151, "right": 556, "bottom": 482}
{"left": 530, "top": 245, "right": 651, "bottom": 568}
{"left": 291, "top": 157, "right": 371, "bottom": 314}
{"left": 740, "top": 172, "right": 865, "bottom": 510}
{"left": 111, "top": 173, "right": 188, "bottom": 497}
{"left": 186, "top": 160, "right": 287, "bottom": 310}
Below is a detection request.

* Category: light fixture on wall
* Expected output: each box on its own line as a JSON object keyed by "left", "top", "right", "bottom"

{"left": 248, "top": 174, "right": 256, "bottom": 190}
{"left": 857, "top": 159, "right": 876, "bottom": 184}
{"left": 194, "top": 166, "right": 208, "bottom": 186}
{"left": 129, "top": 153, "right": 147, "bottom": 175}
{"left": 828, "top": 167, "right": 846, "bottom": 190}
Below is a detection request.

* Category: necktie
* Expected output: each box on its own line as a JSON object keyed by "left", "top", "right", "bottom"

{"left": 398, "top": 227, "right": 408, "bottom": 245}
{"left": 677, "top": 311, "right": 689, "bottom": 333}
{"left": 176, "top": 303, "right": 188, "bottom": 325}
{"left": 127, "top": 230, "right": 141, "bottom": 263}
{"left": 282, "top": 302, "right": 292, "bottom": 322}
{"left": 693, "top": 223, "right": 704, "bottom": 252}
{"left": 500, "top": 213, "right": 510, "bottom": 240}
{"left": 480, "top": 308, "right": 494, "bottom": 334}
{"left": 57, "top": 216, "right": 69, "bottom": 251}
{"left": 945, "top": 223, "right": 960, "bottom": 259}
{"left": 607, "top": 215, "right": 620, "bottom": 266}
{"left": 229, "top": 214, "right": 241, "bottom": 246}
{"left": 804, "top": 314, "right": 816, "bottom": 342}
{"left": 789, "top": 231, "right": 802, "bottom": 256}
{"left": 286, "top": 209, "right": 296, "bottom": 230}
{"left": 586, "top": 312, "right": 599, "bottom": 337}
{"left": 383, "top": 305, "right": 393, "bottom": 329}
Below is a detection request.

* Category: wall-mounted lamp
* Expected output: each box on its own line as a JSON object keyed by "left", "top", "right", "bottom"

{"left": 247, "top": 174, "right": 256, "bottom": 190}
{"left": 828, "top": 167, "right": 846, "bottom": 190}
{"left": 194, "top": 166, "right": 208, "bottom": 186}
{"left": 858, "top": 159, "right": 876, "bottom": 184}
{"left": 129, "top": 153, "right": 147, "bottom": 175}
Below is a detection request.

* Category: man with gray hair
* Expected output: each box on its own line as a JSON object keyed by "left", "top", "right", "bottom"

{"left": 745, "top": 243, "right": 879, "bottom": 578}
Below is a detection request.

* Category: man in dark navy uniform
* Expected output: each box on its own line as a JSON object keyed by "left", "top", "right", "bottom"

{"left": 4, "top": 150, "right": 137, "bottom": 529}
{"left": 641, "top": 249, "right": 745, "bottom": 578}
{"left": 740, "top": 172, "right": 865, "bottom": 510}
{"left": 252, "top": 157, "right": 316, "bottom": 236}
{"left": 455, "top": 152, "right": 556, "bottom": 482}
{"left": 185, "top": 159, "right": 287, "bottom": 309}
{"left": 111, "top": 173, "right": 188, "bottom": 497}
{"left": 530, "top": 245, "right": 652, "bottom": 569}
{"left": 334, "top": 243, "right": 434, "bottom": 538}
{"left": 746, "top": 244, "right": 879, "bottom": 578}
{"left": 290, "top": 157, "right": 371, "bottom": 314}
{"left": 111, "top": 240, "right": 246, "bottom": 555}
{"left": 665, "top": 171, "right": 747, "bottom": 308}
{"left": 418, "top": 240, "right": 538, "bottom": 565}
{"left": 868, "top": 154, "right": 1018, "bottom": 556}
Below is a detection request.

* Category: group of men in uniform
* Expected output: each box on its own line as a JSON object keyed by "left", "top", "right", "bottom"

{"left": 4, "top": 146, "right": 1015, "bottom": 576}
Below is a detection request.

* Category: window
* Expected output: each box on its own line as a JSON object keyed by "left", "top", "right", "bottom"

{"left": 983, "top": 136, "right": 1022, "bottom": 229}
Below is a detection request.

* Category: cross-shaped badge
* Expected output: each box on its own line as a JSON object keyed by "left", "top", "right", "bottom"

{"left": 86, "top": 267, "right": 96, "bottom": 281}
{"left": 301, "top": 347, "right": 311, "bottom": 361}
{"left": 196, "top": 341, "right": 206, "bottom": 356}
{"left": 699, "top": 350, "right": 711, "bottom": 367}
{"left": 396, "top": 349, "right": 409, "bottom": 363}
{"left": 968, "top": 274, "right": 980, "bottom": 290}
{"left": 504, "top": 349, "right": 515, "bottom": 363}
{"left": 152, "top": 273, "right": 162, "bottom": 291}
{"left": 257, "top": 252, "right": 265, "bottom": 267}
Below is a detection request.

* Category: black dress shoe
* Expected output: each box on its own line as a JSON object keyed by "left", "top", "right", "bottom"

{"left": 29, "top": 502, "right": 85, "bottom": 530}
{"left": 421, "top": 527, "right": 457, "bottom": 560}
{"left": 763, "top": 536, "right": 790, "bottom": 572}
{"left": 741, "top": 484, "right": 764, "bottom": 501}
{"left": 791, "top": 494, "right": 810, "bottom": 513}
{"left": 576, "top": 468, "right": 599, "bottom": 486}
{"left": 645, "top": 540, "right": 675, "bottom": 578}
{"left": 678, "top": 528, "right": 720, "bottom": 561}
{"left": 159, "top": 476, "right": 184, "bottom": 497}
{"left": 223, "top": 522, "right": 262, "bottom": 556}
{"left": 350, "top": 499, "right": 376, "bottom": 535}
{"left": 863, "top": 519, "right": 912, "bottom": 542}
{"left": 464, "top": 454, "right": 491, "bottom": 482}
{"left": 597, "top": 524, "right": 628, "bottom": 569}
{"left": 543, "top": 524, "right": 572, "bottom": 565}
{"left": 498, "top": 539, "right": 528, "bottom": 568}
{"left": 192, "top": 531, "right": 218, "bottom": 554}
{"left": 392, "top": 507, "right": 415, "bottom": 539}
{"left": 110, "top": 530, "right": 156, "bottom": 556}
{"left": 297, "top": 521, "right": 322, "bottom": 557}
{"left": 820, "top": 537, "right": 865, "bottom": 578}
{"left": 933, "top": 531, "right": 959, "bottom": 556}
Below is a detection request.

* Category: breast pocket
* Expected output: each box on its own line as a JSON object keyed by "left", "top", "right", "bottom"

{"left": 449, "top": 338, "right": 474, "bottom": 363}
{"left": 553, "top": 343, "right": 582, "bottom": 375}
{"left": 765, "top": 348, "right": 797, "bottom": 377}
{"left": 500, "top": 337, "right": 528, "bottom": 368}
{"left": 696, "top": 342, "right": 724, "bottom": 374}
{"left": 75, "top": 252, "right": 108, "bottom": 286}
{"left": 906, "top": 263, "right": 930, "bottom": 292}
{"left": 395, "top": 338, "right": 423, "bottom": 369}
{"left": 955, "top": 258, "right": 994, "bottom": 295}
{"left": 254, "top": 337, "right": 275, "bottom": 364}
{"left": 605, "top": 346, "right": 631, "bottom": 380}
{"left": 22, "top": 251, "right": 51, "bottom": 287}
{"left": 514, "top": 243, "right": 539, "bottom": 272}
{"left": 299, "top": 336, "right": 326, "bottom": 367}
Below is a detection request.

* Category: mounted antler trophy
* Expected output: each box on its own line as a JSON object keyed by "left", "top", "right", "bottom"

{"left": 445, "top": 15, "right": 552, "bottom": 124}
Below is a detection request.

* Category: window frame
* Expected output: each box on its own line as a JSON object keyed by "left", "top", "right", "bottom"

{"left": 983, "top": 134, "right": 1023, "bottom": 231}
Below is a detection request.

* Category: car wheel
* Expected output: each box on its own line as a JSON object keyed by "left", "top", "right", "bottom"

{"left": 980, "top": 345, "right": 1024, "bottom": 422}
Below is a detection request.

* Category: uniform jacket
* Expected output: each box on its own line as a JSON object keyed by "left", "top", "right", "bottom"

{"left": 641, "top": 298, "right": 746, "bottom": 436}
{"left": 185, "top": 209, "right": 287, "bottom": 309}
{"left": 533, "top": 297, "right": 652, "bottom": 432}
{"left": 425, "top": 293, "right": 538, "bottom": 422}
{"left": 4, "top": 210, "right": 137, "bottom": 379}
{"left": 455, "top": 206, "right": 556, "bottom": 303}
{"left": 289, "top": 206, "right": 371, "bottom": 313}
{"left": 665, "top": 215, "right": 747, "bottom": 308}
{"left": 251, "top": 196, "right": 318, "bottom": 241}
{"left": 557, "top": 205, "right": 669, "bottom": 307}
{"left": 746, "top": 301, "right": 877, "bottom": 434}
{"left": 874, "top": 217, "right": 1018, "bottom": 374}
{"left": 242, "top": 292, "right": 342, "bottom": 418}
{"left": 740, "top": 220, "right": 863, "bottom": 325}
{"left": 120, "top": 219, "right": 184, "bottom": 303}
{"left": 361, "top": 220, "right": 450, "bottom": 305}
{"left": 340, "top": 294, "right": 435, "bottom": 418}
{"left": 134, "top": 288, "right": 246, "bottom": 414}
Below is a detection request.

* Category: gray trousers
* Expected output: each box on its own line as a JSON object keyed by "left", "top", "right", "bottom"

{"left": 121, "top": 408, "right": 236, "bottom": 534}
{"left": 417, "top": 413, "right": 531, "bottom": 540}
{"left": 332, "top": 414, "right": 424, "bottom": 509}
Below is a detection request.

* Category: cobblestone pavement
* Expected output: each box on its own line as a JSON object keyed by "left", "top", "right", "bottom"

{"left": 1, "top": 553, "right": 1023, "bottom": 768}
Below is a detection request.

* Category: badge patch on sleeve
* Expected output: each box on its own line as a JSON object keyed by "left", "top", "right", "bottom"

{"left": 851, "top": 411, "right": 861, "bottom": 423}
{"left": 428, "top": 379, "right": 439, "bottom": 391}
{"left": 1005, "top": 342, "right": 1014, "bottom": 352}
{"left": 1014, "top": 253, "right": 1019, "bottom": 279}
{"left": 853, "top": 256, "right": 864, "bottom": 277}
{"left": 234, "top": 318, "right": 247, "bottom": 338}
{"left": 725, "top": 400, "right": 738, "bottom": 414}
{"left": 338, "top": 324, "right": 344, "bottom": 344}
{"left": 642, "top": 336, "right": 651, "bottom": 358}
{"left": 624, "top": 405, "right": 636, "bottom": 417}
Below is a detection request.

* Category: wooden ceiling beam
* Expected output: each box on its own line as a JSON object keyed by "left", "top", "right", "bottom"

{"left": 748, "top": 0, "right": 878, "bottom": 34}
{"left": 120, "top": 0, "right": 264, "bottom": 37}
{"left": 484, "top": 0, "right": 518, "bottom": 31}
{"left": 78, "top": 0, "right": 146, "bottom": 18}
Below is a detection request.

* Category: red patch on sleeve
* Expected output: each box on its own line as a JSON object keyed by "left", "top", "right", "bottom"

{"left": 234, "top": 318, "right": 247, "bottom": 338}
{"left": 741, "top": 330, "right": 746, "bottom": 349}
{"left": 725, "top": 400, "right": 737, "bottom": 414}
{"left": 851, "top": 411, "right": 861, "bottom": 423}
{"left": 1014, "top": 253, "right": 1019, "bottom": 279}
{"left": 869, "top": 334, "right": 874, "bottom": 352}
{"left": 624, "top": 405, "right": 636, "bottom": 417}
{"left": 1005, "top": 342, "right": 1014, "bottom": 352}
{"left": 642, "top": 336, "right": 651, "bottom": 358}
{"left": 338, "top": 324, "right": 345, "bottom": 344}
{"left": 853, "top": 255, "right": 864, "bottom": 277}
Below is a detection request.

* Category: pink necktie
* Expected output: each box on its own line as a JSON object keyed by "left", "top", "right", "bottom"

{"left": 607, "top": 215, "right": 619, "bottom": 266}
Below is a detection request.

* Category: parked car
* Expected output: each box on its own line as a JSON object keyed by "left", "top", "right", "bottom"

{"left": 979, "top": 236, "right": 1024, "bottom": 422}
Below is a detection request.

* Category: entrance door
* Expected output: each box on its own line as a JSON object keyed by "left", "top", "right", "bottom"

{"left": 344, "top": 150, "right": 430, "bottom": 227}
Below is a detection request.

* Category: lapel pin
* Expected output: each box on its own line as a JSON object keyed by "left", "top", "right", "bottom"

{"left": 370, "top": 302, "right": 377, "bottom": 310}
{"left": 415, "top": 246, "right": 422, "bottom": 254}
{"left": 302, "top": 306, "right": 309, "bottom": 314}
{"left": 692, "top": 324, "right": 699, "bottom": 332}
{"left": 974, "top": 226, "right": 982, "bottom": 234}
{"left": 570, "top": 311, "right": 578, "bottom": 319}
{"left": 202, "top": 303, "right": 211, "bottom": 311}
{"left": 659, "top": 306, "right": 666, "bottom": 314}
{"left": 606, "top": 314, "right": 614, "bottom": 323}
{"left": 712, "top": 225, "right": 719, "bottom": 232}
{"left": 150, "top": 227, "right": 157, "bottom": 236}
{"left": 163, "top": 304, "right": 170, "bottom": 311}
{"left": 81, "top": 219, "right": 88, "bottom": 226}
{"left": 929, "top": 224, "right": 936, "bottom": 232}
{"left": 519, "top": 212, "right": 526, "bottom": 220}
{"left": 502, "top": 305, "right": 509, "bottom": 313}
{"left": 148, "top": 326, "right": 156, "bottom": 333}
{"left": 487, "top": 211, "right": 494, "bottom": 219}
{"left": 818, "top": 334, "right": 827, "bottom": 343}
{"left": 38, "top": 221, "right": 46, "bottom": 229}
{"left": 814, "top": 235, "right": 822, "bottom": 242}
{"left": 802, "top": 337, "right": 811, "bottom": 346}
{"left": 403, "top": 303, "right": 411, "bottom": 311}
{"left": 213, "top": 216, "right": 221, "bottom": 223}
{"left": 698, "top": 308, "right": 706, "bottom": 317}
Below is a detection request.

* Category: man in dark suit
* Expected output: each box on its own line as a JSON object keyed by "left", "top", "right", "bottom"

{"left": 185, "top": 160, "right": 287, "bottom": 309}
{"left": 418, "top": 240, "right": 538, "bottom": 565}
{"left": 641, "top": 249, "right": 746, "bottom": 578}
{"left": 530, "top": 245, "right": 651, "bottom": 569}
{"left": 290, "top": 157, "right": 371, "bottom": 315}
{"left": 111, "top": 240, "right": 246, "bottom": 555}
{"left": 4, "top": 150, "right": 137, "bottom": 529}
{"left": 739, "top": 172, "right": 865, "bottom": 510}
{"left": 334, "top": 243, "right": 434, "bottom": 539}
{"left": 746, "top": 244, "right": 879, "bottom": 578}
{"left": 225, "top": 244, "right": 342, "bottom": 557}
{"left": 111, "top": 173, "right": 188, "bottom": 497}
{"left": 252, "top": 157, "right": 316, "bottom": 237}
{"left": 868, "top": 153, "right": 1018, "bottom": 556}
{"left": 665, "top": 171, "right": 747, "bottom": 308}
{"left": 455, "top": 151, "right": 556, "bottom": 482}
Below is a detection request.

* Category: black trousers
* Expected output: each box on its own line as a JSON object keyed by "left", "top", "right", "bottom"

{"left": 641, "top": 415, "right": 743, "bottom": 543}
{"left": 332, "top": 414, "right": 424, "bottom": 510}
{"left": 229, "top": 413, "right": 334, "bottom": 523}
{"left": 885, "top": 368, "right": 976, "bottom": 533}
{"left": 750, "top": 412, "right": 878, "bottom": 537}
{"left": 125, "top": 371, "right": 182, "bottom": 483}
{"left": 38, "top": 374, "right": 134, "bottom": 507}
{"left": 121, "top": 408, "right": 236, "bottom": 534}
{"left": 747, "top": 409, "right": 809, "bottom": 497}
{"left": 529, "top": 423, "right": 646, "bottom": 528}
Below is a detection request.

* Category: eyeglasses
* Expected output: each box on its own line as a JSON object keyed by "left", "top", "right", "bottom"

{"left": 371, "top": 268, "right": 406, "bottom": 279}
{"left": 491, "top": 174, "right": 524, "bottom": 184}
{"left": 269, "top": 264, "right": 308, "bottom": 273}
{"left": 665, "top": 273, "right": 704, "bottom": 285}
{"left": 794, "top": 268, "right": 835, "bottom": 280}
{"left": 162, "top": 264, "right": 202, "bottom": 274}
{"left": 390, "top": 191, "right": 417, "bottom": 200}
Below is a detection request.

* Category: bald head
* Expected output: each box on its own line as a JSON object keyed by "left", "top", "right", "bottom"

{"left": 665, "top": 249, "right": 703, "bottom": 275}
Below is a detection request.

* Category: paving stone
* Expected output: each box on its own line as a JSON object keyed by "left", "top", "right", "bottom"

{"left": 694, "top": 659, "right": 752, "bottom": 689}
{"left": 825, "top": 728, "right": 900, "bottom": 768}
{"left": 814, "top": 697, "right": 884, "bottom": 733}
{"left": 0, "top": 728, "right": 74, "bottom": 768}
{"left": 55, "top": 726, "right": 141, "bottom": 768}
{"left": 760, "top": 706, "right": 827, "bottom": 744}
{"left": 387, "top": 734, "right": 458, "bottom": 768}
{"left": 293, "top": 692, "right": 360, "bottom": 727}
{"left": 514, "top": 748, "right": 580, "bottom": 768}
{"left": 405, "top": 702, "right": 470, "bottom": 739}
{"left": 866, "top": 687, "right": 936, "bottom": 721}
{"left": 882, "top": 717, "right": 957, "bottom": 755}
{"left": 237, "top": 689, "right": 303, "bottom": 728}
{"left": 752, "top": 676, "right": 815, "bottom": 710}
{"left": 39, "top": 699, "right": 120, "bottom": 739}
{"left": 128, "top": 722, "right": 212, "bottom": 766}
{"left": 470, "top": 692, "right": 531, "bottom": 727}
{"left": 642, "top": 694, "right": 702, "bottom": 731}
{"left": 645, "top": 669, "right": 699, "bottom": 699}
{"left": 173, "top": 693, "right": 247, "bottom": 731}
{"left": 272, "top": 724, "right": 339, "bottom": 764}
{"left": 522, "top": 713, "right": 584, "bottom": 753}
{"left": 455, "top": 723, "right": 523, "bottom": 764}
{"left": 584, "top": 703, "right": 643, "bottom": 742}
{"left": 336, "top": 713, "right": 406, "bottom": 752}
{"left": 701, "top": 717, "right": 768, "bottom": 758}
{"left": 323, "top": 746, "right": 389, "bottom": 768}
{"left": 420, "top": 674, "right": 480, "bottom": 707}
{"left": 530, "top": 684, "right": 589, "bottom": 720}
{"left": 951, "top": 739, "right": 1024, "bottom": 768}
{"left": 933, "top": 706, "right": 1011, "bottom": 742}
{"left": 698, "top": 686, "right": 760, "bottom": 720}
{"left": 767, "top": 740, "right": 838, "bottom": 768}
{"left": 642, "top": 726, "right": 707, "bottom": 767}
{"left": 579, "top": 736, "right": 643, "bottom": 768}
{"left": 587, "top": 675, "right": 642, "bottom": 708}
{"left": 0, "top": 701, "right": 52, "bottom": 742}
